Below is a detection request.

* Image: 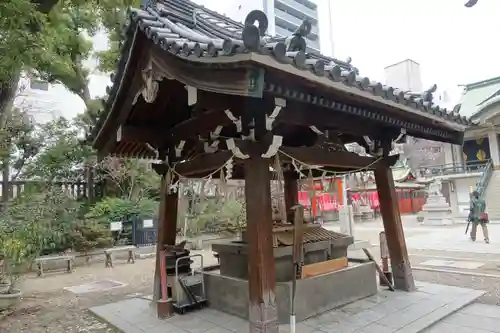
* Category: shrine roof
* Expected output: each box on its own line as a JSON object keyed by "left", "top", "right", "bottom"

{"left": 92, "top": 0, "right": 472, "bottom": 151}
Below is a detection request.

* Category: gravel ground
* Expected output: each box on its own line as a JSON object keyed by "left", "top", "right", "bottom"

{"left": 0, "top": 258, "right": 156, "bottom": 333}
{"left": 0, "top": 250, "right": 219, "bottom": 333}
{"left": 1, "top": 245, "right": 499, "bottom": 333}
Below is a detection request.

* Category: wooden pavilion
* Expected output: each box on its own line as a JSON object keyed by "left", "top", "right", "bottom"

{"left": 91, "top": 0, "right": 470, "bottom": 331}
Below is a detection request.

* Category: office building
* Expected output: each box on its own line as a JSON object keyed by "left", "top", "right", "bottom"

{"left": 193, "top": 0, "right": 321, "bottom": 52}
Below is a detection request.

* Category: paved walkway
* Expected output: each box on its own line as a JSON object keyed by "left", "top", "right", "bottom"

{"left": 326, "top": 216, "right": 500, "bottom": 260}
{"left": 90, "top": 282, "right": 485, "bottom": 333}
{"left": 425, "top": 303, "right": 500, "bottom": 332}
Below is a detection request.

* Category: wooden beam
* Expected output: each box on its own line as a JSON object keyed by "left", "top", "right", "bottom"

{"left": 301, "top": 257, "right": 348, "bottom": 278}
{"left": 118, "top": 105, "right": 240, "bottom": 148}
{"left": 169, "top": 108, "right": 238, "bottom": 142}
{"left": 279, "top": 147, "right": 398, "bottom": 169}
{"left": 374, "top": 159, "right": 415, "bottom": 291}
{"left": 244, "top": 155, "right": 279, "bottom": 332}
{"left": 118, "top": 125, "right": 160, "bottom": 145}
{"left": 171, "top": 151, "right": 233, "bottom": 177}
{"left": 275, "top": 102, "right": 384, "bottom": 138}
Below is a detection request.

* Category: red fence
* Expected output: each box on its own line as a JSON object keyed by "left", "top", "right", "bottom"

{"left": 349, "top": 189, "right": 426, "bottom": 214}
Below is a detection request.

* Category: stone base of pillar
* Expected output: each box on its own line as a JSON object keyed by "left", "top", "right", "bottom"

{"left": 156, "top": 299, "right": 173, "bottom": 319}
{"left": 420, "top": 194, "right": 454, "bottom": 226}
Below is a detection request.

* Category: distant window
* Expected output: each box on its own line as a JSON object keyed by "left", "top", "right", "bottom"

{"left": 30, "top": 79, "right": 49, "bottom": 91}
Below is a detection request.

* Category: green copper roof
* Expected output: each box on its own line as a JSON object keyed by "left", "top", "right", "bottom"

{"left": 459, "top": 76, "right": 500, "bottom": 118}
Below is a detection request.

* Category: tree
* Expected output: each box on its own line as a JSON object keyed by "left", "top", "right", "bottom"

{"left": 96, "top": 157, "right": 160, "bottom": 199}
{"left": 94, "top": 0, "right": 142, "bottom": 73}
{"left": 0, "top": 0, "right": 98, "bottom": 124}
{"left": 0, "top": 0, "right": 102, "bottom": 206}
{"left": 19, "top": 117, "right": 92, "bottom": 181}
{"left": 4, "top": 106, "right": 42, "bottom": 181}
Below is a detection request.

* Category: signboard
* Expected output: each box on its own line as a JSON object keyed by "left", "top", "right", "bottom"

{"left": 143, "top": 219, "right": 154, "bottom": 228}
{"left": 110, "top": 221, "right": 122, "bottom": 231}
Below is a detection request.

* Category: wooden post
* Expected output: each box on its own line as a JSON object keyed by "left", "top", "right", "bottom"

{"left": 86, "top": 165, "right": 95, "bottom": 204}
{"left": 374, "top": 161, "right": 415, "bottom": 291}
{"left": 153, "top": 171, "right": 179, "bottom": 317}
{"left": 1, "top": 160, "right": 9, "bottom": 210}
{"left": 284, "top": 170, "right": 298, "bottom": 223}
{"left": 244, "top": 155, "right": 279, "bottom": 333}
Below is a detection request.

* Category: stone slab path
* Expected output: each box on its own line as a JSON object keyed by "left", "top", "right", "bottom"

{"left": 90, "top": 282, "right": 485, "bottom": 333}
{"left": 424, "top": 303, "right": 500, "bottom": 332}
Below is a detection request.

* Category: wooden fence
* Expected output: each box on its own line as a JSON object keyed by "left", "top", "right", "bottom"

{"left": 0, "top": 180, "right": 91, "bottom": 203}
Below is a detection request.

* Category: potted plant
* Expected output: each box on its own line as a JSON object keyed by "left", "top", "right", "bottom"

{"left": 0, "top": 255, "right": 9, "bottom": 293}
{"left": 0, "top": 221, "right": 45, "bottom": 310}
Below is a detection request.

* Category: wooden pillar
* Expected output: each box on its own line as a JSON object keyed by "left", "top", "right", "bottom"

{"left": 374, "top": 161, "right": 415, "bottom": 291}
{"left": 153, "top": 171, "right": 179, "bottom": 316}
{"left": 86, "top": 165, "right": 95, "bottom": 204}
{"left": 244, "top": 155, "right": 279, "bottom": 333}
{"left": 284, "top": 170, "right": 298, "bottom": 223}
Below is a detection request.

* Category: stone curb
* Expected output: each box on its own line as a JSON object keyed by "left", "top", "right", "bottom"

{"left": 413, "top": 266, "right": 500, "bottom": 278}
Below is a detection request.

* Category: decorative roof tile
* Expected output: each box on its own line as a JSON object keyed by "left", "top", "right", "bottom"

{"left": 95, "top": 0, "right": 473, "bottom": 140}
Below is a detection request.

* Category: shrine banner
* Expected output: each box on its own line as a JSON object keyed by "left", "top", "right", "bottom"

{"left": 317, "top": 193, "right": 338, "bottom": 212}
{"left": 298, "top": 191, "right": 311, "bottom": 207}
{"left": 313, "top": 180, "right": 324, "bottom": 191}
{"left": 370, "top": 192, "right": 380, "bottom": 209}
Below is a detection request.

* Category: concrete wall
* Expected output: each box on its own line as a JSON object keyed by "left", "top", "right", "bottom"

{"left": 204, "top": 262, "right": 377, "bottom": 324}
{"left": 276, "top": 262, "right": 377, "bottom": 322}
{"left": 384, "top": 59, "right": 422, "bottom": 92}
{"left": 454, "top": 177, "right": 479, "bottom": 216}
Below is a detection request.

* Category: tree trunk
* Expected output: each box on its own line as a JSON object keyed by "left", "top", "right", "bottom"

{"left": 0, "top": 73, "right": 20, "bottom": 210}
{"left": 0, "top": 73, "right": 20, "bottom": 128}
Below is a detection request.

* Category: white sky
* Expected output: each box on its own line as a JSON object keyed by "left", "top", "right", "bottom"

{"left": 35, "top": 0, "right": 500, "bottom": 120}
{"left": 316, "top": 0, "right": 499, "bottom": 88}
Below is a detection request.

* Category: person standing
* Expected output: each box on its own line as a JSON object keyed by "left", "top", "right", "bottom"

{"left": 469, "top": 190, "right": 490, "bottom": 243}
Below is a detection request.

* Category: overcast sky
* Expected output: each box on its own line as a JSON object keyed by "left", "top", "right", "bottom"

{"left": 38, "top": 0, "right": 500, "bottom": 120}
{"left": 318, "top": 0, "right": 499, "bottom": 88}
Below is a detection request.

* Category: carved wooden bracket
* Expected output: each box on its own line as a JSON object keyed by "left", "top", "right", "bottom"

{"left": 133, "top": 58, "right": 172, "bottom": 105}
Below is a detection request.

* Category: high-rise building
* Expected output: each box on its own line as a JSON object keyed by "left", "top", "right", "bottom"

{"left": 272, "top": 0, "right": 320, "bottom": 52}
{"left": 193, "top": 0, "right": 321, "bottom": 52}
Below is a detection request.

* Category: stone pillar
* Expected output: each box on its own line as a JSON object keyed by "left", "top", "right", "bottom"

{"left": 244, "top": 155, "right": 279, "bottom": 333}
{"left": 444, "top": 143, "right": 454, "bottom": 166}
{"left": 339, "top": 205, "right": 354, "bottom": 238}
{"left": 448, "top": 181, "right": 459, "bottom": 216}
{"left": 488, "top": 130, "right": 500, "bottom": 166}
{"left": 341, "top": 175, "right": 348, "bottom": 207}
{"left": 339, "top": 176, "right": 354, "bottom": 237}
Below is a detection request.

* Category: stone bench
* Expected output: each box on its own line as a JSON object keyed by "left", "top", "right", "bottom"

{"left": 104, "top": 246, "right": 136, "bottom": 268}
{"left": 35, "top": 255, "right": 74, "bottom": 277}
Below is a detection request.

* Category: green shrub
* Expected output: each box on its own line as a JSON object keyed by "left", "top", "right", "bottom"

{"left": 3, "top": 187, "right": 80, "bottom": 255}
{"left": 72, "top": 221, "right": 113, "bottom": 254}
{"left": 85, "top": 197, "right": 158, "bottom": 223}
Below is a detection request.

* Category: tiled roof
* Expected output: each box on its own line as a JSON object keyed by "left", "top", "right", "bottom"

{"left": 457, "top": 80, "right": 500, "bottom": 119}
{"left": 96, "top": 0, "right": 473, "bottom": 140}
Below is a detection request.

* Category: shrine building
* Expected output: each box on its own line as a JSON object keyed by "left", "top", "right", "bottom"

{"left": 90, "top": 0, "right": 471, "bottom": 331}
